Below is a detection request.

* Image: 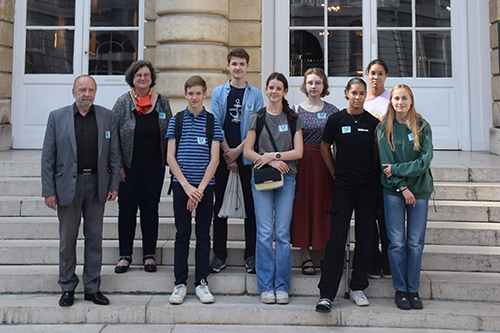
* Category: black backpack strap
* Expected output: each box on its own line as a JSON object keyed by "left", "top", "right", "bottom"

{"left": 206, "top": 112, "right": 214, "bottom": 158}
{"left": 168, "top": 111, "right": 184, "bottom": 195}
{"left": 287, "top": 111, "right": 297, "bottom": 148}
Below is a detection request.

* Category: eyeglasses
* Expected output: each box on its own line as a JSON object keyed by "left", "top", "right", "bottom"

{"left": 135, "top": 73, "right": 150, "bottom": 79}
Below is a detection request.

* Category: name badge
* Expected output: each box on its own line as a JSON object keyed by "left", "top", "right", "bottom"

{"left": 197, "top": 137, "right": 206, "bottom": 144}
{"left": 408, "top": 133, "right": 414, "bottom": 141}
{"left": 358, "top": 128, "right": 369, "bottom": 132}
{"left": 105, "top": 131, "right": 110, "bottom": 139}
{"left": 342, "top": 126, "right": 351, "bottom": 134}
{"left": 279, "top": 124, "right": 288, "bottom": 132}
{"left": 318, "top": 113, "right": 327, "bottom": 119}
{"left": 159, "top": 112, "right": 166, "bottom": 119}
{"left": 247, "top": 104, "right": 254, "bottom": 111}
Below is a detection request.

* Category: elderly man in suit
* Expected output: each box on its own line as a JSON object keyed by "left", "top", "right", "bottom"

{"left": 42, "top": 75, "right": 120, "bottom": 307}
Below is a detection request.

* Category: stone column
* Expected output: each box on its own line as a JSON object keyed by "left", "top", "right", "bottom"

{"left": 155, "top": 0, "right": 230, "bottom": 112}
{"left": 491, "top": 0, "right": 500, "bottom": 155}
{"left": 144, "top": 0, "right": 159, "bottom": 65}
{"left": 0, "top": 0, "right": 14, "bottom": 151}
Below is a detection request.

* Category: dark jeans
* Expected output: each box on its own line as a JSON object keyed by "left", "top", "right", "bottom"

{"left": 318, "top": 183, "right": 379, "bottom": 300}
{"left": 213, "top": 154, "right": 256, "bottom": 261}
{"left": 173, "top": 182, "right": 214, "bottom": 286}
{"left": 118, "top": 166, "right": 165, "bottom": 257}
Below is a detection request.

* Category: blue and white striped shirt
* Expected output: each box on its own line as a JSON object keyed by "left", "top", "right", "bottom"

{"left": 166, "top": 107, "right": 223, "bottom": 185}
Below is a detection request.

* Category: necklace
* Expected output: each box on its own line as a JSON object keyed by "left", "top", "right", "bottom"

{"left": 266, "top": 106, "right": 281, "bottom": 115}
{"left": 349, "top": 111, "right": 364, "bottom": 124}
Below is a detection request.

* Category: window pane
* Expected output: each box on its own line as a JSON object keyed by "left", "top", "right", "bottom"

{"left": 327, "top": 0, "right": 362, "bottom": 27}
{"left": 25, "top": 29, "right": 74, "bottom": 74}
{"left": 377, "top": 0, "right": 411, "bottom": 27}
{"left": 27, "top": 0, "right": 75, "bottom": 26}
{"left": 290, "top": 30, "right": 325, "bottom": 76}
{"left": 290, "top": 0, "right": 325, "bottom": 27}
{"left": 88, "top": 31, "right": 138, "bottom": 76}
{"left": 416, "top": 0, "right": 451, "bottom": 27}
{"left": 327, "top": 30, "right": 362, "bottom": 76}
{"left": 91, "top": 0, "right": 138, "bottom": 27}
{"left": 378, "top": 30, "right": 412, "bottom": 77}
{"left": 416, "top": 31, "right": 451, "bottom": 77}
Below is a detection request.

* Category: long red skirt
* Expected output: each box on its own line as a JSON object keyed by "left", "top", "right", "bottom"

{"left": 290, "top": 144, "right": 333, "bottom": 250}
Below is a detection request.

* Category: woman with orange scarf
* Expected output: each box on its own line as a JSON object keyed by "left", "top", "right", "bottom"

{"left": 112, "top": 60, "right": 172, "bottom": 274}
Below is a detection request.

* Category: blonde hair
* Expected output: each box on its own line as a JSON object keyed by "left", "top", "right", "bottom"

{"left": 379, "top": 84, "right": 424, "bottom": 151}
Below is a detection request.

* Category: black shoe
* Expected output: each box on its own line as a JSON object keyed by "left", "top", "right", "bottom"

{"left": 409, "top": 292, "right": 423, "bottom": 309}
{"left": 245, "top": 256, "right": 256, "bottom": 274}
{"left": 315, "top": 298, "right": 332, "bottom": 313}
{"left": 209, "top": 256, "right": 226, "bottom": 273}
{"left": 59, "top": 291, "right": 74, "bottom": 307}
{"left": 84, "top": 291, "right": 110, "bottom": 305}
{"left": 115, "top": 256, "right": 132, "bottom": 274}
{"left": 143, "top": 255, "right": 157, "bottom": 273}
{"left": 395, "top": 291, "right": 411, "bottom": 310}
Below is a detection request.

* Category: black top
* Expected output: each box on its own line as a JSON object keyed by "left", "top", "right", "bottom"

{"left": 74, "top": 104, "right": 98, "bottom": 173}
{"left": 131, "top": 109, "right": 162, "bottom": 168}
{"left": 224, "top": 86, "right": 245, "bottom": 148}
{"left": 321, "top": 109, "right": 380, "bottom": 186}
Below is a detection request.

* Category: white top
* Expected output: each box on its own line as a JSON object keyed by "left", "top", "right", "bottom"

{"left": 364, "top": 89, "right": 390, "bottom": 120}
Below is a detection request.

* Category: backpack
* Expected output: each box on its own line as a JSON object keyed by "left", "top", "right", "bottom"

{"left": 167, "top": 111, "right": 215, "bottom": 195}
{"left": 254, "top": 107, "right": 297, "bottom": 152}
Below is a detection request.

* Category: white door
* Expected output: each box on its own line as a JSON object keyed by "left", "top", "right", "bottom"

{"left": 12, "top": 0, "right": 143, "bottom": 149}
{"left": 268, "top": 0, "right": 477, "bottom": 150}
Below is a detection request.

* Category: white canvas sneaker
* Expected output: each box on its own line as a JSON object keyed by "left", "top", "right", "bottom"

{"left": 195, "top": 279, "right": 215, "bottom": 304}
{"left": 169, "top": 284, "right": 187, "bottom": 304}
{"left": 275, "top": 291, "right": 289, "bottom": 304}
{"left": 260, "top": 291, "right": 275, "bottom": 304}
{"left": 350, "top": 290, "right": 370, "bottom": 306}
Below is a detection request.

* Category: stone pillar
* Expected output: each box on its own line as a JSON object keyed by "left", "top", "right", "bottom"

{"left": 155, "top": 0, "right": 230, "bottom": 112}
{"left": 0, "top": 0, "right": 14, "bottom": 150}
{"left": 144, "top": 0, "right": 159, "bottom": 66}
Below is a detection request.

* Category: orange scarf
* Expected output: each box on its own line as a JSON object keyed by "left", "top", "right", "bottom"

{"left": 132, "top": 89, "right": 152, "bottom": 115}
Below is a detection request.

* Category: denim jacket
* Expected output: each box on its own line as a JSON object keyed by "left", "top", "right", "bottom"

{"left": 211, "top": 80, "right": 264, "bottom": 165}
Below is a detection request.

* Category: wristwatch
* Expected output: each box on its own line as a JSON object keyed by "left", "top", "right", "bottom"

{"left": 396, "top": 186, "right": 407, "bottom": 193}
{"left": 275, "top": 152, "right": 281, "bottom": 160}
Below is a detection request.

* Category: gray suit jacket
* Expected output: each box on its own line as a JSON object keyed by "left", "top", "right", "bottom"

{"left": 41, "top": 103, "right": 120, "bottom": 206}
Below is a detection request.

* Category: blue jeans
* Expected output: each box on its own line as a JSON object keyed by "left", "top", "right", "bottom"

{"left": 251, "top": 174, "right": 295, "bottom": 293}
{"left": 172, "top": 182, "right": 214, "bottom": 287}
{"left": 384, "top": 193, "right": 428, "bottom": 293}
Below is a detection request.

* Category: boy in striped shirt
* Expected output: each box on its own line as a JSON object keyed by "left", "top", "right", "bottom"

{"left": 166, "top": 76, "right": 223, "bottom": 305}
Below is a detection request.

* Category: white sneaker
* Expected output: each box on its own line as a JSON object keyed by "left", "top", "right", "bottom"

{"left": 260, "top": 291, "right": 275, "bottom": 304}
{"left": 195, "top": 279, "right": 215, "bottom": 304}
{"left": 350, "top": 290, "right": 370, "bottom": 306}
{"left": 276, "top": 291, "right": 289, "bottom": 304}
{"left": 169, "top": 284, "right": 187, "bottom": 304}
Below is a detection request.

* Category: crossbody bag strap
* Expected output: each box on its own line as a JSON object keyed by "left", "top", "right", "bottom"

{"left": 258, "top": 111, "right": 279, "bottom": 153}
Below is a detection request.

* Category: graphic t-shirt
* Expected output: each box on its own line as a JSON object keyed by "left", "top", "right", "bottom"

{"left": 224, "top": 86, "right": 245, "bottom": 148}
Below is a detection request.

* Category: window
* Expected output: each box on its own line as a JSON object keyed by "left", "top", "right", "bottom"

{"left": 289, "top": 0, "right": 452, "bottom": 78}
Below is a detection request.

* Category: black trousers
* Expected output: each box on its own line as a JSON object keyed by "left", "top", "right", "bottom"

{"left": 212, "top": 154, "right": 256, "bottom": 261}
{"left": 318, "top": 183, "right": 379, "bottom": 300}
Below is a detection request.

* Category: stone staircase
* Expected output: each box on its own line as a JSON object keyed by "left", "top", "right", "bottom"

{"left": 0, "top": 150, "right": 499, "bottom": 331}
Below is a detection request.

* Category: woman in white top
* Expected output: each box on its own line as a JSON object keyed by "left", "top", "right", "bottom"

{"left": 364, "top": 59, "right": 391, "bottom": 280}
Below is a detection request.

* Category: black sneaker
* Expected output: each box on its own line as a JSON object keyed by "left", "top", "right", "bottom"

{"left": 409, "top": 292, "right": 423, "bottom": 310}
{"left": 209, "top": 256, "right": 226, "bottom": 273}
{"left": 395, "top": 291, "right": 411, "bottom": 310}
{"left": 245, "top": 256, "right": 256, "bottom": 274}
{"left": 315, "top": 298, "right": 332, "bottom": 313}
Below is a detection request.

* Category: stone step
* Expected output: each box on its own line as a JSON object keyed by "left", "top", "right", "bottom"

{"left": 433, "top": 182, "right": 500, "bottom": 201}
{"left": 0, "top": 177, "right": 172, "bottom": 197}
{"left": 0, "top": 294, "right": 498, "bottom": 330}
{"left": 2, "top": 217, "right": 499, "bottom": 247}
{"left": 0, "top": 196, "right": 174, "bottom": 217}
{"left": 1, "top": 239, "right": 499, "bottom": 273}
{"left": 428, "top": 200, "right": 500, "bottom": 222}
{"left": 0, "top": 265, "right": 499, "bottom": 303}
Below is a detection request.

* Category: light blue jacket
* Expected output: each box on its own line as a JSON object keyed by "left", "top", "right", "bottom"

{"left": 211, "top": 80, "right": 264, "bottom": 165}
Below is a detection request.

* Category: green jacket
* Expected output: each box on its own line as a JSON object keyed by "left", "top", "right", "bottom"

{"left": 377, "top": 119, "right": 434, "bottom": 199}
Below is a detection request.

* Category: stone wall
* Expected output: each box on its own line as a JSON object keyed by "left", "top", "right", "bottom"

{"left": 154, "top": 0, "right": 262, "bottom": 112}
{"left": 0, "top": 0, "right": 14, "bottom": 150}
